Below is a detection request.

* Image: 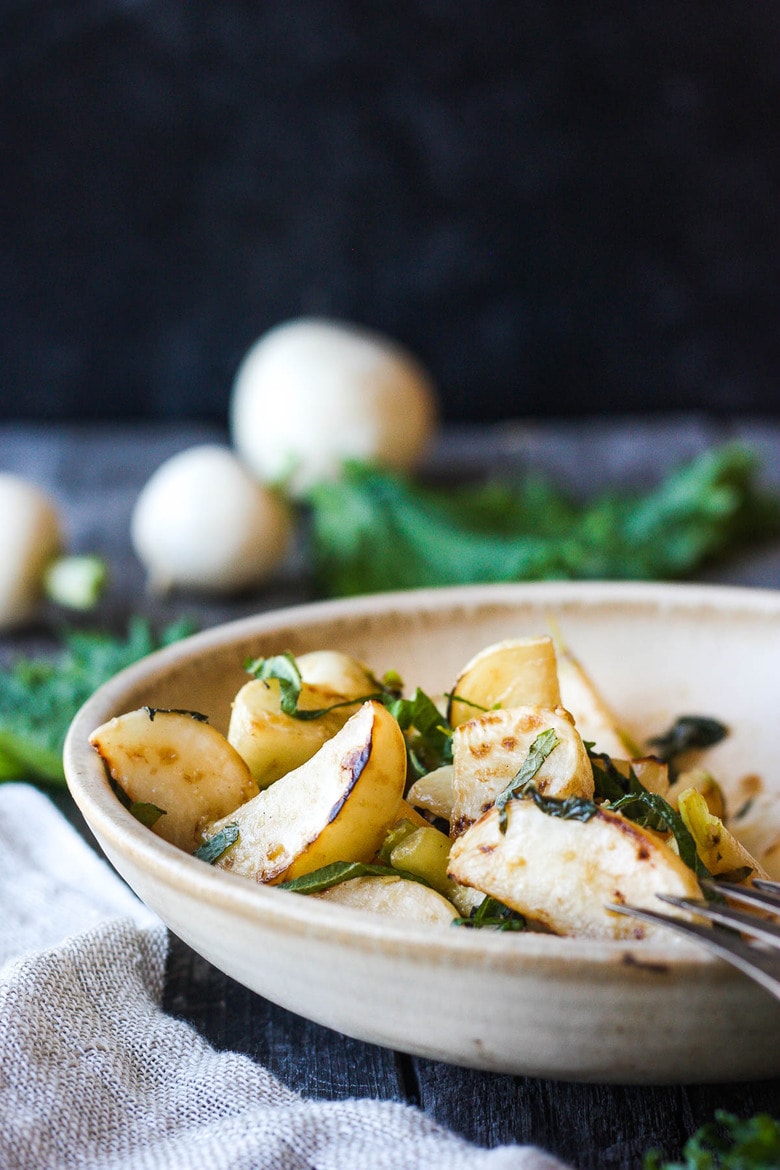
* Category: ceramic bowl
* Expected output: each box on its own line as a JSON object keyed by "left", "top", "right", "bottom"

{"left": 64, "top": 581, "right": 780, "bottom": 1084}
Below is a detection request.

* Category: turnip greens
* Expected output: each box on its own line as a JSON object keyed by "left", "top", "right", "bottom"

{"left": 306, "top": 444, "right": 780, "bottom": 597}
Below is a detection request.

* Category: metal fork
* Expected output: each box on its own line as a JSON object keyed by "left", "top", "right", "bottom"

{"left": 609, "top": 879, "right": 780, "bottom": 1001}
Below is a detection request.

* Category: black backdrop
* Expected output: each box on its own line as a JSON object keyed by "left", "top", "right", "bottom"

{"left": 2, "top": 2, "right": 780, "bottom": 424}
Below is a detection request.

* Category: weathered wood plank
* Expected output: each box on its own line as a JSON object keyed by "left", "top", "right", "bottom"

{"left": 163, "top": 933, "right": 406, "bottom": 1102}
{"left": 410, "top": 1061, "right": 780, "bottom": 1169}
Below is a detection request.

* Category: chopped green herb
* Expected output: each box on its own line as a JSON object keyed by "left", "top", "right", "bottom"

{"left": 278, "top": 860, "right": 427, "bottom": 895}
{"left": 444, "top": 692, "right": 493, "bottom": 715}
{"left": 589, "top": 747, "right": 648, "bottom": 805}
{"left": 521, "top": 786, "right": 601, "bottom": 823}
{"left": 610, "top": 789, "right": 712, "bottom": 881}
{"left": 246, "top": 653, "right": 451, "bottom": 780}
{"left": 589, "top": 742, "right": 717, "bottom": 880}
{"left": 143, "top": 707, "right": 209, "bottom": 723}
{"left": 0, "top": 616, "right": 196, "bottom": 787}
{"left": 129, "top": 801, "right": 166, "bottom": 828}
{"left": 644, "top": 1110, "right": 780, "bottom": 1170}
{"left": 245, "top": 652, "right": 305, "bottom": 715}
{"left": 111, "top": 782, "right": 167, "bottom": 833}
{"left": 305, "top": 445, "right": 780, "bottom": 597}
{"left": 503, "top": 739, "right": 712, "bottom": 880}
{"left": 495, "top": 728, "right": 560, "bottom": 832}
{"left": 453, "top": 895, "right": 526, "bottom": 931}
{"left": 380, "top": 670, "right": 404, "bottom": 696}
{"left": 384, "top": 688, "right": 453, "bottom": 779}
{"left": 195, "top": 824, "right": 240, "bottom": 864}
{"left": 244, "top": 652, "right": 383, "bottom": 721}
{"left": 648, "top": 715, "right": 729, "bottom": 765}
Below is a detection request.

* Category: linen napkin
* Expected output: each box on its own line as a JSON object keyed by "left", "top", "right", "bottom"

{"left": 0, "top": 783, "right": 570, "bottom": 1170}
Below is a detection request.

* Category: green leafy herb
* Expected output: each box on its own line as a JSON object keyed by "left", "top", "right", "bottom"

{"left": 245, "top": 652, "right": 306, "bottom": 715}
{"left": 589, "top": 744, "right": 714, "bottom": 881}
{"left": 384, "top": 688, "right": 453, "bottom": 779}
{"left": 143, "top": 707, "right": 209, "bottom": 722}
{"left": 129, "top": 801, "right": 166, "bottom": 828}
{"left": 610, "top": 789, "right": 712, "bottom": 880}
{"left": 453, "top": 895, "right": 526, "bottom": 931}
{"left": 590, "top": 747, "right": 674, "bottom": 832}
{"left": 195, "top": 824, "right": 240, "bottom": 864}
{"left": 110, "top": 778, "right": 167, "bottom": 828}
{"left": 0, "top": 616, "right": 196, "bottom": 786}
{"left": 589, "top": 747, "right": 648, "bottom": 805}
{"left": 278, "top": 859, "right": 426, "bottom": 894}
{"left": 246, "top": 654, "right": 451, "bottom": 780}
{"left": 495, "top": 728, "right": 560, "bottom": 831}
{"left": 380, "top": 670, "right": 404, "bottom": 695}
{"left": 244, "top": 652, "right": 384, "bottom": 721}
{"left": 644, "top": 1110, "right": 780, "bottom": 1170}
{"left": 305, "top": 445, "right": 780, "bottom": 597}
{"left": 522, "top": 786, "right": 601, "bottom": 823}
{"left": 445, "top": 692, "right": 492, "bottom": 715}
{"left": 648, "top": 715, "right": 729, "bottom": 764}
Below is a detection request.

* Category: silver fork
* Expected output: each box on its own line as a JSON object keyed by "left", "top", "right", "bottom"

{"left": 609, "top": 879, "right": 780, "bottom": 1000}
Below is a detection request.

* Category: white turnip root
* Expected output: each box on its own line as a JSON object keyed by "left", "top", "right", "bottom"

{"left": 0, "top": 473, "right": 63, "bottom": 631}
{"left": 130, "top": 444, "right": 294, "bottom": 595}
{"left": 229, "top": 318, "right": 439, "bottom": 496}
{"left": 0, "top": 474, "right": 107, "bottom": 631}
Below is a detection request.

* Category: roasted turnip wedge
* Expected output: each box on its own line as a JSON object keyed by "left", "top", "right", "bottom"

{"left": 204, "top": 700, "right": 407, "bottom": 884}
{"left": 556, "top": 647, "right": 637, "bottom": 759}
{"left": 451, "top": 706, "right": 594, "bottom": 837}
{"left": 677, "top": 787, "right": 768, "bottom": 881}
{"left": 448, "top": 797, "right": 702, "bottom": 940}
{"left": 669, "top": 768, "right": 724, "bottom": 817}
{"left": 406, "top": 764, "right": 455, "bottom": 824}
{"left": 89, "top": 708, "right": 259, "bottom": 852}
{"left": 447, "top": 636, "right": 561, "bottom": 729}
{"left": 228, "top": 677, "right": 362, "bottom": 790}
{"left": 612, "top": 756, "right": 671, "bottom": 800}
{"left": 314, "top": 875, "right": 458, "bottom": 926}
{"left": 295, "top": 650, "right": 379, "bottom": 698}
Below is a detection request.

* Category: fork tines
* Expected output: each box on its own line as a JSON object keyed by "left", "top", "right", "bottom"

{"left": 707, "top": 877, "right": 780, "bottom": 910}
{"left": 657, "top": 881, "right": 780, "bottom": 948}
{"left": 608, "top": 878, "right": 780, "bottom": 1001}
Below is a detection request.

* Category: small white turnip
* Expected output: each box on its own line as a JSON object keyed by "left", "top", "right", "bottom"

{"left": 229, "top": 317, "right": 439, "bottom": 496}
{"left": 130, "top": 444, "right": 294, "bottom": 595}
{"left": 0, "top": 473, "right": 63, "bottom": 632}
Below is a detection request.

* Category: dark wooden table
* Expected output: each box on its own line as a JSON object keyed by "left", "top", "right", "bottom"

{"left": 2, "top": 416, "right": 779, "bottom": 1169}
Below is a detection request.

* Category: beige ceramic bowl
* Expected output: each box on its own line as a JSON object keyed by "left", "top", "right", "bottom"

{"left": 64, "top": 581, "right": 780, "bottom": 1084}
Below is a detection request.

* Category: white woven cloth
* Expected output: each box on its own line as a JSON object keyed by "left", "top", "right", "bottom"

{"left": 0, "top": 784, "right": 570, "bottom": 1170}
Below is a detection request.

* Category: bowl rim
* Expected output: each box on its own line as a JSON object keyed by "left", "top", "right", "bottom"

{"left": 64, "top": 578, "right": 780, "bottom": 976}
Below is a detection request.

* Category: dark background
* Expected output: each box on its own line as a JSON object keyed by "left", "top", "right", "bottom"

{"left": 2, "top": 2, "right": 780, "bottom": 425}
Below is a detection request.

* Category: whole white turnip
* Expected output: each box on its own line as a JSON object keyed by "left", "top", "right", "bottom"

{"left": 229, "top": 318, "right": 439, "bottom": 496}
{"left": 131, "top": 444, "right": 294, "bottom": 595}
